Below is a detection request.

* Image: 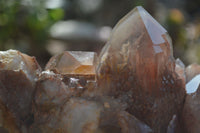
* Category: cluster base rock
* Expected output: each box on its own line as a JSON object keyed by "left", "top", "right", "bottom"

{"left": 0, "top": 6, "right": 198, "bottom": 133}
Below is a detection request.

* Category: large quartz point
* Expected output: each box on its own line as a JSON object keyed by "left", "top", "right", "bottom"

{"left": 182, "top": 74, "right": 200, "bottom": 133}
{"left": 45, "top": 51, "right": 97, "bottom": 80}
{"left": 186, "top": 63, "right": 200, "bottom": 83}
{"left": 96, "top": 6, "right": 185, "bottom": 132}
{"left": 0, "top": 50, "right": 41, "bottom": 132}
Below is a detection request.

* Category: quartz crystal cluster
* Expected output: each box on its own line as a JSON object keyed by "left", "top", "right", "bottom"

{"left": 0, "top": 6, "right": 199, "bottom": 133}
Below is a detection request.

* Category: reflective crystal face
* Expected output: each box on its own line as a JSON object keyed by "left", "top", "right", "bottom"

{"left": 96, "top": 6, "right": 185, "bottom": 132}
{"left": 186, "top": 74, "right": 200, "bottom": 94}
{"left": 46, "top": 51, "right": 97, "bottom": 75}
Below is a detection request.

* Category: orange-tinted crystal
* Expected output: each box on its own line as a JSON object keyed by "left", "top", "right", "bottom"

{"left": 46, "top": 51, "right": 97, "bottom": 75}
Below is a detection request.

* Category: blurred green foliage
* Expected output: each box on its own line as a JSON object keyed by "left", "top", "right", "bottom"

{"left": 165, "top": 9, "right": 187, "bottom": 48}
{"left": 0, "top": 0, "right": 64, "bottom": 53}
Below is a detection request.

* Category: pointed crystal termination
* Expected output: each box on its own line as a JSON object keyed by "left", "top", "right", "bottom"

{"left": 96, "top": 6, "right": 185, "bottom": 132}
{"left": 45, "top": 51, "right": 97, "bottom": 80}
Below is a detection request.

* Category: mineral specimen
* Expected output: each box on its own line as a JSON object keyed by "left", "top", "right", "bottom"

{"left": 0, "top": 6, "right": 191, "bottom": 133}
{"left": 96, "top": 6, "right": 185, "bottom": 132}
{"left": 182, "top": 74, "right": 200, "bottom": 133}
{"left": 0, "top": 50, "right": 41, "bottom": 132}
{"left": 186, "top": 63, "right": 200, "bottom": 83}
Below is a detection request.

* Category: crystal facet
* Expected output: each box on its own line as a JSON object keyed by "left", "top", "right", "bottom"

{"left": 96, "top": 6, "right": 185, "bottom": 132}
{"left": 186, "top": 74, "right": 200, "bottom": 94}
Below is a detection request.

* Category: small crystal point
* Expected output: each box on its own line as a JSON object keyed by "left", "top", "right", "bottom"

{"left": 46, "top": 51, "right": 97, "bottom": 79}
{"left": 97, "top": 6, "right": 185, "bottom": 132}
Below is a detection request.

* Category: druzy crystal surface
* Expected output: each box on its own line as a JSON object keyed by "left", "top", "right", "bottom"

{"left": 97, "top": 6, "right": 185, "bottom": 132}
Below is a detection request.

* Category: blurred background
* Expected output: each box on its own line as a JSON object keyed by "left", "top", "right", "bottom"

{"left": 0, "top": 0, "right": 200, "bottom": 67}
